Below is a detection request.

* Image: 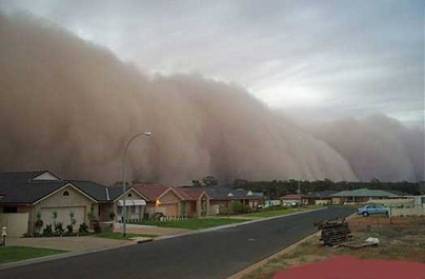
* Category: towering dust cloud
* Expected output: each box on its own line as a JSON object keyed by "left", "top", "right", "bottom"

{"left": 0, "top": 14, "right": 423, "bottom": 184}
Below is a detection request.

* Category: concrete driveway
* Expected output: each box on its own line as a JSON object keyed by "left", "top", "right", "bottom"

{"left": 7, "top": 236, "right": 133, "bottom": 252}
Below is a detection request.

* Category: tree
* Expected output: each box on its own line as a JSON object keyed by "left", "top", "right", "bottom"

{"left": 201, "top": 176, "right": 218, "bottom": 186}
{"left": 192, "top": 180, "right": 202, "bottom": 187}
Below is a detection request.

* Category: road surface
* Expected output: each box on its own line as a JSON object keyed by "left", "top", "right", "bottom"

{"left": 0, "top": 207, "right": 353, "bottom": 279}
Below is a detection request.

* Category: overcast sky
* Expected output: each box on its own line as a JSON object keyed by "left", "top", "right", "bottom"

{"left": 1, "top": 0, "right": 424, "bottom": 126}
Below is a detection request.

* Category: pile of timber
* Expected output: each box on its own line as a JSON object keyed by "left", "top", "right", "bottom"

{"left": 316, "top": 218, "right": 352, "bottom": 246}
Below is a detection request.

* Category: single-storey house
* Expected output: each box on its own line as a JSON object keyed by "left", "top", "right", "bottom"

{"left": 330, "top": 188, "right": 400, "bottom": 205}
{"left": 0, "top": 171, "right": 147, "bottom": 236}
{"left": 175, "top": 186, "right": 210, "bottom": 217}
{"left": 133, "top": 184, "right": 210, "bottom": 218}
{"left": 303, "top": 191, "right": 337, "bottom": 205}
{"left": 206, "top": 187, "right": 264, "bottom": 215}
{"left": 280, "top": 194, "right": 305, "bottom": 207}
{"left": 264, "top": 199, "right": 282, "bottom": 208}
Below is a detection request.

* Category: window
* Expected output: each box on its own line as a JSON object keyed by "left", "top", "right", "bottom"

{"left": 128, "top": 193, "right": 132, "bottom": 197}
{"left": 63, "top": 191, "right": 70, "bottom": 197}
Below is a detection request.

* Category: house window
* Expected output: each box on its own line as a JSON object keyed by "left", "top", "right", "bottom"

{"left": 128, "top": 193, "right": 132, "bottom": 197}
{"left": 63, "top": 191, "right": 70, "bottom": 197}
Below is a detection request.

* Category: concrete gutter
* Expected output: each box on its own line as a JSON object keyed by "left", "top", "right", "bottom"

{"left": 0, "top": 207, "right": 326, "bottom": 271}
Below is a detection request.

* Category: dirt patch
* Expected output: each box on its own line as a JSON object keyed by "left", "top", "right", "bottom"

{"left": 273, "top": 256, "right": 425, "bottom": 279}
{"left": 242, "top": 216, "right": 425, "bottom": 279}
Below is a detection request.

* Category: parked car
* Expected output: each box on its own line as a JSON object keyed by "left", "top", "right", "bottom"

{"left": 357, "top": 204, "right": 389, "bottom": 217}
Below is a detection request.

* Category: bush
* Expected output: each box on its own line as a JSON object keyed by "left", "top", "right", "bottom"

{"left": 34, "top": 212, "right": 44, "bottom": 232}
{"left": 79, "top": 223, "right": 89, "bottom": 234}
{"left": 92, "top": 220, "right": 101, "bottom": 233}
{"left": 66, "top": 224, "right": 73, "bottom": 234}
{"left": 42, "top": 224, "right": 53, "bottom": 236}
{"left": 231, "top": 202, "right": 251, "bottom": 214}
{"left": 54, "top": 222, "right": 64, "bottom": 236}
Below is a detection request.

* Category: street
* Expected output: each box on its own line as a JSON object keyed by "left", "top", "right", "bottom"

{"left": 0, "top": 207, "right": 353, "bottom": 279}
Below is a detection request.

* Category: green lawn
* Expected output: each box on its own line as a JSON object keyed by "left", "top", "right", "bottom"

{"left": 0, "top": 246, "right": 65, "bottom": 264}
{"left": 238, "top": 206, "right": 314, "bottom": 218}
{"left": 94, "top": 232, "right": 158, "bottom": 240}
{"left": 139, "top": 218, "right": 247, "bottom": 230}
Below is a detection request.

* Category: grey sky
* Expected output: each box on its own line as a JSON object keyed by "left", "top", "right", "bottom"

{"left": 1, "top": 0, "right": 423, "bottom": 126}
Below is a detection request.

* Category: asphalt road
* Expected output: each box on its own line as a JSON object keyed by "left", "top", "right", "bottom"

{"left": 0, "top": 207, "right": 353, "bottom": 279}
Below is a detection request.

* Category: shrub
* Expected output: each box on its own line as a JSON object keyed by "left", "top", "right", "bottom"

{"left": 231, "top": 201, "right": 251, "bottom": 214}
{"left": 42, "top": 224, "right": 53, "bottom": 236}
{"left": 35, "top": 212, "right": 44, "bottom": 232}
{"left": 66, "top": 224, "right": 73, "bottom": 234}
{"left": 79, "top": 223, "right": 89, "bottom": 234}
{"left": 92, "top": 220, "right": 101, "bottom": 233}
{"left": 54, "top": 222, "right": 64, "bottom": 236}
{"left": 109, "top": 212, "right": 116, "bottom": 221}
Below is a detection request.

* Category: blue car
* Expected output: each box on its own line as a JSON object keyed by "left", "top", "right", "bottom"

{"left": 357, "top": 204, "right": 388, "bottom": 217}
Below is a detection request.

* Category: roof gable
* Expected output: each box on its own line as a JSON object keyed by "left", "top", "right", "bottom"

{"left": 133, "top": 184, "right": 171, "bottom": 201}
{"left": 112, "top": 187, "right": 148, "bottom": 202}
{"left": 33, "top": 183, "right": 97, "bottom": 205}
{"left": 174, "top": 187, "right": 209, "bottom": 200}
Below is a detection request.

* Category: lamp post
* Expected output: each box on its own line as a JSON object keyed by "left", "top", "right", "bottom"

{"left": 122, "top": 131, "right": 152, "bottom": 236}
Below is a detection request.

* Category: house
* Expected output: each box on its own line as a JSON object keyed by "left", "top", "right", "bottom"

{"left": 0, "top": 171, "right": 147, "bottom": 236}
{"left": 175, "top": 186, "right": 210, "bottom": 217}
{"left": 264, "top": 199, "right": 282, "bottom": 208}
{"left": 206, "top": 187, "right": 264, "bottom": 215}
{"left": 133, "top": 184, "right": 210, "bottom": 218}
{"left": 303, "top": 191, "right": 337, "bottom": 205}
{"left": 280, "top": 194, "right": 305, "bottom": 207}
{"left": 330, "top": 188, "right": 400, "bottom": 205}
{"left": 133, "top": 184, "right": 184, "bottom": 218}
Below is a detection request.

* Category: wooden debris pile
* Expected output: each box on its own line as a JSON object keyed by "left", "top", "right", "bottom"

{"left": 316, "top": 218, "right": 352, "bottom": 246}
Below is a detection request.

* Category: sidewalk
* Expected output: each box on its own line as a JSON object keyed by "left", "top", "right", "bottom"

{"left": 113, "top": 223, "right": 190, "bottom": 236}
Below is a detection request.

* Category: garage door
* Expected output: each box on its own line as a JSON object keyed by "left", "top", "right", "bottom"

{"left": 41, "top": 207, "right": 85, "bottom": 228}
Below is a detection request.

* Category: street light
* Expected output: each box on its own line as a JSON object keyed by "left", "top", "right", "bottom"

{"left": 122, "top": 131, "right": 152, "bottom": 236}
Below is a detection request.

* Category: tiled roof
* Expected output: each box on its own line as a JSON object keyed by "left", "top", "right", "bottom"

{"left": 331, "top": 188, "right": 398, "bottom": 198}
{"left": 206, "top": 187, "right": 264, "bottom": 200}
{"left": 0, "top": 170, "right": 54, "bottom": 183}
{"left": 304, "top": 191, "right": 337, "bottom": 198}
{"left": 280, "top": 194, "right": 303, "bottom": 200}
{"left": 66, "top": 180, "right": 110, "bottom": 202}
{"left": 174, "top": 186, "right": 207, "bottom": 200}
{"left": 0, "top": 171, "right": 114, "bottom": 204}
{"left": 132, "top": 183, "right": 171, "bottom": 201}
{"left": 0, "top": 180, "right": 68, "bottom": 204}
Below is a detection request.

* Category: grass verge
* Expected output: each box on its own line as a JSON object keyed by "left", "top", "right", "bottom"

{"left": 0, "top": 246, "right": 65, "bottom": 264}
{"left": 238, "top": 206, "right": 320, "bottom": 218}
{"left": 139, "top": 218, "right": 247, "bottom": 230}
